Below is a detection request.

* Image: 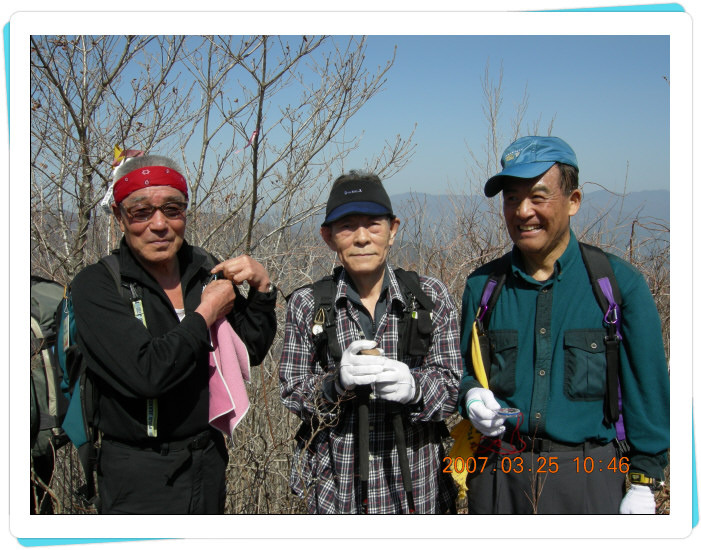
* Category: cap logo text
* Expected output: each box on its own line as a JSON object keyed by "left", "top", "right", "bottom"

{"left": 505, "top": 149, "right": 522, "bottom": 163}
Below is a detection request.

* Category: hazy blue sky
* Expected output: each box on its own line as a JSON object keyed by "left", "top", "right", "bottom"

{"left": 16, "top": 32, "right": 672, "bottom": 200}
{"left": 339, "top": 35, "right": 670, "bottom": 196}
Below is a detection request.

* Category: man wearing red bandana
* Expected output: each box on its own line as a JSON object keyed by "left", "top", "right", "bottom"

{"left": 69, "top": 153, "right": 278, "bottom": 514}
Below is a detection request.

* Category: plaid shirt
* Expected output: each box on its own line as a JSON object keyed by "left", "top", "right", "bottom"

{"left": 280, "top": 265, "right": 461, "bottom": 514}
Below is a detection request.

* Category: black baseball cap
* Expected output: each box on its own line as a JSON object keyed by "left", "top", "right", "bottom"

{"left": 322, "top": 173, "right": 394, "bottom": 226}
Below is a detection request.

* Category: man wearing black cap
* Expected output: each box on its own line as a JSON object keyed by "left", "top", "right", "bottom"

{"left": 457, "top": 136, "right": 670, "bottom": 514}
{"left": 279, "top": 170, "right": 462, "bottom": 514}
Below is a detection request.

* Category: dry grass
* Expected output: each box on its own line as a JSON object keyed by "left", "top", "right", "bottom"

{"left": 31, "top": 194, "right": 671, "bottom": 515}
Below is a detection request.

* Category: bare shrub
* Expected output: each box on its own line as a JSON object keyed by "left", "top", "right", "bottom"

{"left": 30, "top": 43, "right": 669, "bottom": 515}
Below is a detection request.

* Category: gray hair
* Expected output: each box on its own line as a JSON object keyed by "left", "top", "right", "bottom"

{"left": 113, "top": 154, "right": 182, "bottom": 180}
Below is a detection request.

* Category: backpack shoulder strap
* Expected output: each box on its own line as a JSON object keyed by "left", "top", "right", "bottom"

{"left": 393, "top": 268, "right": 435, "bottom": 312}
{"left": 578, "top": 242, "right": 623, "bottom": 426}
{"left": 477, "top": 252, "right": 511, "bottom": 331}
{"left": 471, "top": 252, "right": 511, "bottom": 382}
{"left": 98, "top": 253, "right": 145, "bottom": 327}
{"left": 392, "top": 269, "right": 435, "bottom": 360}
{"left": 309, "top": 267, "right": 344, "bottom": 366}
{"left": 98, "top": 254, "right": 122, "bottom": 292}
{"left": 579, "top": 242, "right": 623, "bottom": 315}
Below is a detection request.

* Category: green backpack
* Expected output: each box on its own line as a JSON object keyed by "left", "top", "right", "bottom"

{"left": 30, "top": 276, "right": 70, "bottom": 458}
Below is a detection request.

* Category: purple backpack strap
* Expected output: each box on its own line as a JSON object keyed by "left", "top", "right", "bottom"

{"left": 477, "top": 279, "right": 498, "bottom": 323}
{"left": 580, "top": 243, "right": 625, "bottom": 437}
{"left": 596, "top": 277, "right": 623, "bottom": 342}
{"left": 476, "top": 253, "right": 510, "bottom": 329}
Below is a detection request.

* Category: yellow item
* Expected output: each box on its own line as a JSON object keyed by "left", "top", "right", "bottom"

{"left": 114, "top": 145, "right": 124, "bottom": 163}
{"left": 469, "top": 321, "right": 489, "bottom": 388}
{"left": 448, "top": 313, "right": 489, "bottom": 499}
{"left": 448, "top": 416, "right": 483, "bottom": 500}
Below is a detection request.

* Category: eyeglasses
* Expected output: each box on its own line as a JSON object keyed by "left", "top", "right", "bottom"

{"left": 121, "top": 201, "right": 188, "bottom": 223}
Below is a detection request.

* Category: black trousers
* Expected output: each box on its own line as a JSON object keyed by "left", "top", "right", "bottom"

{"left": 97, "top": 431, "right": 228, "bottom": 514}
{"left": 467, "top": 439, "right": 626, "bottom": 514}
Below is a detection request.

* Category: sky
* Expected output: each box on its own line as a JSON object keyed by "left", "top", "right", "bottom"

{"left": 340, "top": 35, "right": 671, "bottom": 196}
{"left": 10, "top": 12, "right": 674, "bottom": 202}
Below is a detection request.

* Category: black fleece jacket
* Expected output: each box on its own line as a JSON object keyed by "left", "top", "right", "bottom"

{"left": 70, "top": 239, "right": 277, "bottom": 444}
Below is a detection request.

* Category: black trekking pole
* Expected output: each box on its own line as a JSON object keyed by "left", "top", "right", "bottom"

{"left": 356, "top": 385, "right": 371, "bottom": 514}
{"left": 390, "top": 404, "right": 415, "bottom": 514}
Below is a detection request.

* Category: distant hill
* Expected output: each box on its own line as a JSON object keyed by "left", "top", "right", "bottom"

{"left": 390, "top": 189, "right": 668, "bottom": 224}
{"left": 389, "top": 189, "right": 669, "bottom": 254}
{"left": 275, "top": 188, "right": 669, "bottom": 257}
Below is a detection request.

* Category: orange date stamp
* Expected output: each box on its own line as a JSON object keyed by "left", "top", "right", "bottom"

{"left": 443, "top": 455, "right": 630, "bottom": 475}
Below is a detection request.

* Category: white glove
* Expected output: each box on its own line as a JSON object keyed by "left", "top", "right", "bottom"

{"left": 373, "top": 359, "right": 419, "bottom": 405}
{"left": 465, "top": 387, "right": 506, "bottom": 437}
{"left": 338, "top": 340, "right": 385, "bottom": 391}
{"left": 619, "top": 483, "right": 656, "bottom": 514}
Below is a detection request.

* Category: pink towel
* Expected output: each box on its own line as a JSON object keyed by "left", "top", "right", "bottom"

{"left": 208, "top": 318, "right": 251, "bottom": 438}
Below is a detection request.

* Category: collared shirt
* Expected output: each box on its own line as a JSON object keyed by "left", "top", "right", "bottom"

{"left": 280, "top": 265, "right": 461, "bottom": 513}
{"left": 344, "top": 270, "right": 390, "bottom": 339}
{"left": 457, "top": 230, "right": 670, "bottom": 479}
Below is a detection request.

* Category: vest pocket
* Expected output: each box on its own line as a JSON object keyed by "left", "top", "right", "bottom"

{"left": 486, "top": 330, "right": 518, "bottom": 397}
{"left": 563, "top": 329, "right": 607, "bottom": 400}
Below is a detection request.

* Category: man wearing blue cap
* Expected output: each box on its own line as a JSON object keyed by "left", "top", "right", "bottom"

{"left": 280, "top": 170, "right": 462, "bottom": 513}
{"left": 457, "top": 136, "right": 670, "bottom": 514}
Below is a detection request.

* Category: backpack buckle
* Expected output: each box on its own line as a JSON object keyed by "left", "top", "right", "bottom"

{"left": 312, "top": 307, "right": 326, "bottom": 335}
{"left": 604, "top": 303, "right": 622, "bottom": 341}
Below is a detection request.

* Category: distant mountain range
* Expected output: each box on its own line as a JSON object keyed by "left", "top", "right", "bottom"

{"left": 265, "top": 188, "right": 668, "bottom": 259}
{"left": 390, "top": 188, "right": 669, "bottom": 225}
{"left": 383, "top": 189, "right": 670, "bottom": 257}
{"left": 389, "top": 188, "right": 668, "bottom": 238}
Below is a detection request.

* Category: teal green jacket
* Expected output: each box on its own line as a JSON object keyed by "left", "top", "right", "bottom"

{"left": 458, "top": 230, "right": 670, "bottom": 479}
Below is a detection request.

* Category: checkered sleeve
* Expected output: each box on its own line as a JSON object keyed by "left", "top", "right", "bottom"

{"left": 406, "top": 276, "right": 462, "bottom": 423}
{"left": 279, "top": 287, "right": 345, "bottom": 426}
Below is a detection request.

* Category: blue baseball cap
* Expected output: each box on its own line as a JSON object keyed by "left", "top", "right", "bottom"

{"left": 484, "top": 136, "right": 578, "bottom": 197}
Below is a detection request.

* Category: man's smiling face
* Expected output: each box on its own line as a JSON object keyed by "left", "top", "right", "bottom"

{"left": 502, "top": 164, "right": 581, "bottom": 269}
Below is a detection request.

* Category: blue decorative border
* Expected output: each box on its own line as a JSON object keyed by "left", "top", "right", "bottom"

{"left": 547, "top": 2, "right": 685, "bottom": 10}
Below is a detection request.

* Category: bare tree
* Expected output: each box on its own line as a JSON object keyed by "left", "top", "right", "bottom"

{"left": 30, "top": 34, "right": 414, "bottom": 514}
{"left": 31, "top": 34, "right": 414, "bottom": 281}
{"left": 30, "top": 35, "right": 193, "bottom": 282}
{"left": 465, "top": 58, "right": 556, "bottom": 192}
{"left": 177, "top": 36, "right": 414, "bottom": 266}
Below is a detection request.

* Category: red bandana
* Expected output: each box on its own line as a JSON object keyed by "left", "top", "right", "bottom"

{"left": 113, "top": 166, "right": 188, "bottom": 204}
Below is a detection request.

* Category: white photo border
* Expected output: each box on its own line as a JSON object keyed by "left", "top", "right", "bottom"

{"left": 7, "top": 8, "right": 694, "bottom": 542}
